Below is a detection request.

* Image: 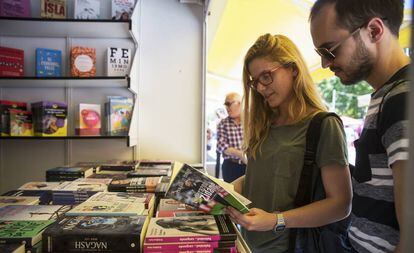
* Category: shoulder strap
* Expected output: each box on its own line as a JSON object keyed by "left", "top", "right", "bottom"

{"left": 294, "top": 111, "right": 342, "bottom": 207}
{"left": 289, "top": 111, "right": 342, "bottom": 253}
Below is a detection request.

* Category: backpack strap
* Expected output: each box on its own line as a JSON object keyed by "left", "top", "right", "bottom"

{"left": 288, "top": 111, "right": 342, "bottom": 253}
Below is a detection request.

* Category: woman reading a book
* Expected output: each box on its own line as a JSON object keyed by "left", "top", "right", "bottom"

{"left": 226, "top": 34, "right": 352, "bottom": 253}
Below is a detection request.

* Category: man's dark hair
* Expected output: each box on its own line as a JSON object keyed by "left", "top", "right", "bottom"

{"left": 309, "top": 0, "right": 405, "bottom": 37}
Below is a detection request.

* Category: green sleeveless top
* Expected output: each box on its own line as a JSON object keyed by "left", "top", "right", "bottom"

{"left": 242, "top": 115, "right": 348, "bottom": 253}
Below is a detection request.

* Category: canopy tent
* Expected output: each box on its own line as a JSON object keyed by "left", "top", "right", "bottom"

{"left": 206, "top": 0, "right": 412, "bottom": 99}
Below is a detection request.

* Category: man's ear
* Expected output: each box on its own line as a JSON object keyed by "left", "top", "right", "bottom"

{"left": 367, "top": 18, "right": 385, "bottom": 42}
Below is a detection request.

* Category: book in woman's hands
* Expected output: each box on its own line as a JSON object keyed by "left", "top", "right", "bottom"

{"left": 165, "top": 163, "right": 251, "bottom": 215}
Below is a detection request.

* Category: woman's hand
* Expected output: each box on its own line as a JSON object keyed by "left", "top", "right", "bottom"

{"left": 226, "top": 207, "right": 277, "bottom": 231}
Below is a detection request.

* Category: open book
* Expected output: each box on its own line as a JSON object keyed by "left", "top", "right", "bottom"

{"left": 165, "top": 163, "right": 250, "bottom": 215}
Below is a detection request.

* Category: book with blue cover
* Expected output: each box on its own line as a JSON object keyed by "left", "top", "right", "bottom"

{"left": 35, "top": 48, "right": 62, "bottom": 77}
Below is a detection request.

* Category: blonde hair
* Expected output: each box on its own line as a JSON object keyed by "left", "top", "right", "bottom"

{"left": 242, "top": 34, "right": 326, "bottom": 159}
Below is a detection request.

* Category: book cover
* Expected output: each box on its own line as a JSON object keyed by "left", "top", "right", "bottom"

{"left": 42, "top": 215, "right": 145, "bottom": 252}
{"left": 0, "top": 47, "right": 24, "bottom": 77}
{"left": 35, "top": 48, "right": 62, "bottom": 77}
{"left": 156, "top": 198, "right": 204, "bottom": 218}
{"left": 111, "top": 0, "right": 135, "bottom": 20}
{"left": 0, "top": 196, "right": 39, "bottom": 207}
{"left": 0, "top": 243, "right": 25, "bottom": 253}
{"left": 46, "top": 166, "right": 93, "bottom": 178}
{"left": 0, "top": 0, "right": 31, "bottom": 17}
{"left": 0, "top": 205, "right": 69, "bottom": 221}
{"left": 70, "top": 46, "right": 96, "bottom": 77}
{"left": 41, "top": 0, "right": 66, "bottom": 19}
{"left": 66, "top": 192, "right": 147, "bottom": 216}
{"left": 107, "top": 47, "right": 131, "bottom": 76}
{"left": 9, "top": 109, "right": 33, "bottom": 136}
{"left": 166, "top": 164, "right": 251, "bottom": 215}
{"left": 144, "top": 215, "right": 237, "bottom": 243}
{"left": 0, "top": 220, "right": 55, "bottom": 248}
{"left": 53, "top": 178, "right": 110, "bottom": 193}
{"left": 77, "top": 103, "right": 101, "bottom": 136}
{"left": 0, "top": 100, "right": 27, "bottom": 136}
{"left": 74, "top": 0, "right": 100, "bottom": 19}
{"left": 105, "top": 96, "right": 133, "bottom": 136}
{"left": 18, "top": 182, "right": 62, "bottom": 191}
{"left": 31, "top": 101, "right": 67, "bottom": 137}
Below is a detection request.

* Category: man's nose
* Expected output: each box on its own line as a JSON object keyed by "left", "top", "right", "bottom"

{"left": 321, "top": 57, "right": 333, "bottom": 69}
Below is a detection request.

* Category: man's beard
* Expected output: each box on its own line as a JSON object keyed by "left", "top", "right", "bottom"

{"left": 334, "top": 35, "right": 374, "bottom": 85}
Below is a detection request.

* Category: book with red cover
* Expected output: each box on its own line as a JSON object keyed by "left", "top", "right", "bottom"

{"left": 0, "top": 47, "right": 24, "bottom": 77}
{"left": 0, "top": 0, "right": 31, "bottom": 17}
{"left": 41, "top": 0, "right": 66, "bottom": 19}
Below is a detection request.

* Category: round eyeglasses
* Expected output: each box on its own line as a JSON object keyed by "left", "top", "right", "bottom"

{"left": 247, "top": 65, "right": 284, "bottom": 90}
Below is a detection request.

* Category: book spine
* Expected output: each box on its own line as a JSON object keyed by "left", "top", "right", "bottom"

{"left": 144, "top": 235, "right": 221, "bottom": 244}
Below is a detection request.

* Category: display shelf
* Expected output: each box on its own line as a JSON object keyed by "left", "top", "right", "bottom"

{"left": 0, "top": 17, "right": 132, "bottom": 38}
{"left": 0, "top": 76, "right": 130, "bottom": 88}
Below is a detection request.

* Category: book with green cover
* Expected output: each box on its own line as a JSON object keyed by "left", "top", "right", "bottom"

{"left": 0, "top": 220, "right": 54, "bottom": 247}
{"left": 165, "top": 163, "right": 251, "bottom": 215}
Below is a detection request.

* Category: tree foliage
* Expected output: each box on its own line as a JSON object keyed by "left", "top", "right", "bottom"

{"left": 317, "top": 77, "right": 373, "bottom": 119}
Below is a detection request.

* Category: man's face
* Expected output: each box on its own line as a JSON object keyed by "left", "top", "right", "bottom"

{"left": 310, "top": 4, "right": 374, "bottom": 85}
{"left": 224, "top": 95, "right": 241, "bottom": 119}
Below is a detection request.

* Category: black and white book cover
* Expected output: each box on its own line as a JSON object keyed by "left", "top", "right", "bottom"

{"left": 42, "top": 215, "right": 146, "bottom": 252}
{"left": 107, "top": 47, "right": 131, "bottom": 77}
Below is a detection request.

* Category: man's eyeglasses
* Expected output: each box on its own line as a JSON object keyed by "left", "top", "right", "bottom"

{"left": 224, "top": 101, "right": 239, "bottom": 107}
{"left": 247, "top": 65, "right": 284, "bottom": 90}
{"left": 315, "top": 27, "right": 361, "bottom": 62}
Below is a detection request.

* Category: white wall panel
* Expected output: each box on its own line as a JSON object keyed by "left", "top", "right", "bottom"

{"left": 138, "top": 0, "right": 204, "bottom": 163}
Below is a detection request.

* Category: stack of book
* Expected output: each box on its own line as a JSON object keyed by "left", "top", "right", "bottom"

{"left": 0, "top": 204, "right": 69, "bottom": 221}
{"left": 51, "top": 178, "right": 111, "bottom": 205}
{"left": 46, "top": 166, "right": 94, "bottom": 182}
{"left": 143, "top": 214, "right": 238, "bottom": 253}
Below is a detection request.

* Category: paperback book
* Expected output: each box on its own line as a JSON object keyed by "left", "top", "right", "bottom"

{"left": 9, "top": 109, "right": 33, "bottom": 136}
{"left": 0, "top": 205, "right": 69, "bottom": 221}
{"left": 156, "top": 198, "right": 204, "bottom": 218}
{"left": 0, "top": 100, "right": 27, "bottom": 136}
{"left": 65, "top": 192, "right": 148, "bottom": 216}
{"left": 166, "top": 163, "right": 251, "bottom": 215}
{"left": 76, "top": 103, "right": 101, "bottom": 136}
{"left": 108, "top": 177, "right": 160, "bottom": 193}
{"left": 0, "top": 46, "right": 24, "bottom": 77}
{"left": 0, "top": 196, "right": 39, "bottom": 207}
{"left": 107, "top": 47, "right": 131, "bottom": 76}
{"left": 144, "top": 214, "right": 237, "bottom": 244}
{"left": 70, "top": 46, "right": 96, "bottom": 77}
{"left": 46, "top": 166, "right": 94, "bottom": 182}
{"left": 0, "top": 220, "right": 55, "bottom": 248}
{"left": 41, "top": 0, "right": 66, "bottom": 19}
{"left": 98, "top": 160, "right": 139, "bottom": 172}
{"left": 42, "top": 215, "right": 146, "bottom": 252}
{"left": 35, "top": 48, "right": 62, "bottom": 77}
{"left": 111, "top": 0, "right": 135, "bottom": 20}
{"left": 74, "top": 0, "right": 100, "bottom": 19}
{"left": 31, "top": 101, "right": 67, "bottom": 137}
{"left": 0, "top": 0, "right": 30, "bottom": 17}
{"left": 105, "top": 96, "right": 133, "bottom": 136}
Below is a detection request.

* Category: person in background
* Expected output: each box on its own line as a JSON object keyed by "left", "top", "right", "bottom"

{"left": 227, "top": 34, "right": 352, "bottom": 253}
{"left": 310, "top": 1, "right": 409, "bottom": 252}
{"left": 216, "top": 92, "right": 246, "bottom": 182}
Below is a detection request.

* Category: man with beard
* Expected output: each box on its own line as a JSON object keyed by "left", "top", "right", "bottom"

{"left": 309, "top": 1, "right": 409, "bottom": 253}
